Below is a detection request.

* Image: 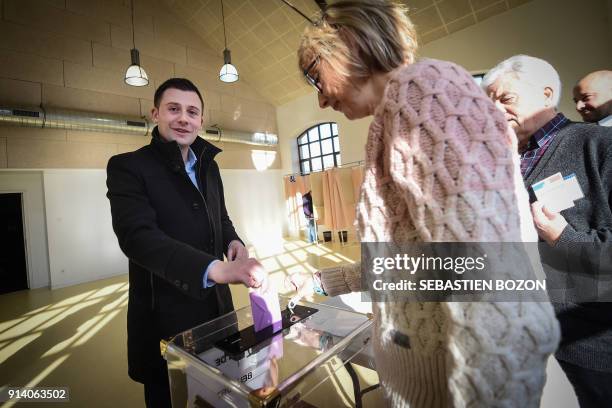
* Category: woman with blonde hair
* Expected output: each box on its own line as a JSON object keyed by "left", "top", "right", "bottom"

{"left": 290, "top": 1, "right": 559, "bottom": 406}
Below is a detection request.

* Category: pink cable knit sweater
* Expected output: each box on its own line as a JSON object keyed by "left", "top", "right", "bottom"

{"left": 320, "top": 59, "right": 559, "bottom": 407}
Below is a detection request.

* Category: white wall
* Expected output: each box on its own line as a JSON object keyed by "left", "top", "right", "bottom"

{"left": 0, "top": 170, "right": 49, "bottom": 289}
{"left": 0, "top": 168, "right": 287, "bottom": 289}
{"left": 276, "top": 95, "right": 371, "bottom": 174}
{"left": 276, "top": 0, "right": 612, "bottom": 171}
{"left": 277, "top": 94, "right": 344, "bottom": 173}
{"left": 43, "top": 170, "right": 126, "bottom": 288}
{"left": 219, "top": 169, "right": 286, "bottom": 248}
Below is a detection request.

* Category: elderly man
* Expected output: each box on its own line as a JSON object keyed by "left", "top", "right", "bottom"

{"left": 573, "top": 70, "right": 612, "bottom": 126}
{"left": 483, "top": 55, "right": 612, "bottom": 408}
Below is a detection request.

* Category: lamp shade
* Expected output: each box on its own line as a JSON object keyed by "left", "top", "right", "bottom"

{"left": 219, "top": 64, "right": 239, "bottom": 83}
{"left": 219, "top": 49, "right": 238, "bottom": 83}
{"left": 125, "top": 49, "right": 149, "bottom": 87}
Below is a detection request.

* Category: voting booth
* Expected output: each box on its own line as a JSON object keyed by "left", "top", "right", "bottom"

{"left": 161, "top": 297, "right": 373, "bottom": 407}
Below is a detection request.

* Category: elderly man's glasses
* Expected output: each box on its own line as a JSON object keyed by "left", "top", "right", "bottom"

{"left": 303, "top": 57, "right": 322, "bottom": 94}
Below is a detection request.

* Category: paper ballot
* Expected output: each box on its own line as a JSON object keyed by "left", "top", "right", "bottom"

{"left": 532, "top": 172, "right": 584, "bottom": 212}
{"left": 250, "top": 279, "right": 282, "bottom": 332}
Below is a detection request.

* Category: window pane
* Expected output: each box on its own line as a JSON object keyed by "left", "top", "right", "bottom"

{"left": 321, "top": 138, "right": 333, "bottom": 155}
{"left": 300, "top": 144, "right": 310, "bottom": 159}
{"left": 320, "top": 123, "right": 331, "bottom": 139}
{"left": 309, "top": 141, "right": 321, "bottom": 157}
{"left": 323, "top": 154, "right": 334, "bottom": 169}
{"left": 297, "top": 124, "right": 340, "bottom": 174}
{"left": 308, "top": 128, "right": 319, "bottom": 142}
{"left": 335, "top": 153, "right": 341, "bottom": 166}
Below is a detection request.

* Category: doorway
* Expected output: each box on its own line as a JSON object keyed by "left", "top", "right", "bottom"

{"left": 0, "top": 193, "right": 28, "bottom": 294}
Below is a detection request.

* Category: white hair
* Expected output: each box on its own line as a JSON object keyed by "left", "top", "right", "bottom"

{"left": 481, "top": 55, "right": 562, "bottom": 107}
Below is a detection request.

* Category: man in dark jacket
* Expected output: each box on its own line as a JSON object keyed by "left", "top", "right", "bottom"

{"left": 106, "top": 78, "right": 264, "bottom": 407}
{"left": 484, "top": 55, "right": 612, "bottom": 408}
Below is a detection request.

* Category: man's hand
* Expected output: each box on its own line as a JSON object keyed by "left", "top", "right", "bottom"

{"left": 531, "top": 201, "right": 568, "bottom": 246}
{"left": 227, "top": 240, "right": 249, "bottom": 261}
{"left": 209, "top": 257, "right": 265, "bottom": 288}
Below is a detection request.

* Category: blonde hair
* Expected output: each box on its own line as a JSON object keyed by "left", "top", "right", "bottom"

{"left": 298, "top": 0, "right": 418, "bottom": 85}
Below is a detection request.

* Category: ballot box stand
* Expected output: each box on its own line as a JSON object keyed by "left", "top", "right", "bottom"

{"left": 161, "top": 297, "right": 373, "bottom": 407}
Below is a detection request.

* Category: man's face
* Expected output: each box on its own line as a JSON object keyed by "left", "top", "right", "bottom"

{"left": 486, "top": 74, "right": 554, "bottom": 144}
{"left": 151, "top": 88, "right": 203, "bottom": 147}
{"left": 573, "top": 78, "right": 612, "bottom": 123}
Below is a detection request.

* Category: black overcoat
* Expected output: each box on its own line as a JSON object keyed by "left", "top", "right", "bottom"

{"left": 106, "top": 127, "right": 240, "bottom": 382}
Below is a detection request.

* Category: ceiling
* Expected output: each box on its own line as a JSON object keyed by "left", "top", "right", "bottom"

{"left": 164, "top": 0, "right": 532, "bottom": 106}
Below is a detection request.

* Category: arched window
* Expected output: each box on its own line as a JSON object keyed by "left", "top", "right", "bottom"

{"left": 297, "top": 122, "right": 340, "bottom": 174}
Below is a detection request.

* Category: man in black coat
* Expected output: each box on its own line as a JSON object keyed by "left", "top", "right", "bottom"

{"left": 106, "top": 78, "right": 264, "bottom": 407}
{"left": 484, "top": 55, "right": 612, "bottom": 408}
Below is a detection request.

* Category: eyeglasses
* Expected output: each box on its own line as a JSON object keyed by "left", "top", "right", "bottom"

{"left": 303, "top": 56, "right": 322, "bottom": 94}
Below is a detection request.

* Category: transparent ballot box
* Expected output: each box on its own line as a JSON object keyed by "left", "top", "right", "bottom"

{"left": 161, "top": 297, "right": 373, "bottom": 407}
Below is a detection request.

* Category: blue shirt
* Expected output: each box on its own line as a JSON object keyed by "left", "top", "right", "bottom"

{"left": 184, "top": 147, "right": 218, "bottom": 288}
{"left": 185, "top": 147, "right": 199, "bottom": 189}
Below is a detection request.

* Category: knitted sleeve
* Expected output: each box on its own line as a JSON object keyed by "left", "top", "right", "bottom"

{"left": 319, "top": 262, "right": 363, "bottom": 296}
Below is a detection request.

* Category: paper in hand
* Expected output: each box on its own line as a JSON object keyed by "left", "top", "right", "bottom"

{"left": 250, "top": 278, "right": 282, "bottom": 333}
{"left": 562, "top": 173, "right": 584, "bottom": 201}
{"left": 532, "top": 172, "right": 583, "bottom": 212}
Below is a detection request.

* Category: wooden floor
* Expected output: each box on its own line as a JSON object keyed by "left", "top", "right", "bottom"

{"left": 0, "top": 274, "right": 141, "bottom": 407}
{"left": 0, "top": 239, "right": 382, "bottom": 407}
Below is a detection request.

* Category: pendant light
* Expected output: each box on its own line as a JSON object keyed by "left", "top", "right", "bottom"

{"left": 124, "top": 0, "right": 149, "bottom": 87}
{"left": 219, "top": 0, "right": 239, "bottom": 83}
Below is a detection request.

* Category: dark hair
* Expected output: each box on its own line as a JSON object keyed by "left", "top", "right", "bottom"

{"left": 153, "top": 78, "right": 204, "bottom": 112}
